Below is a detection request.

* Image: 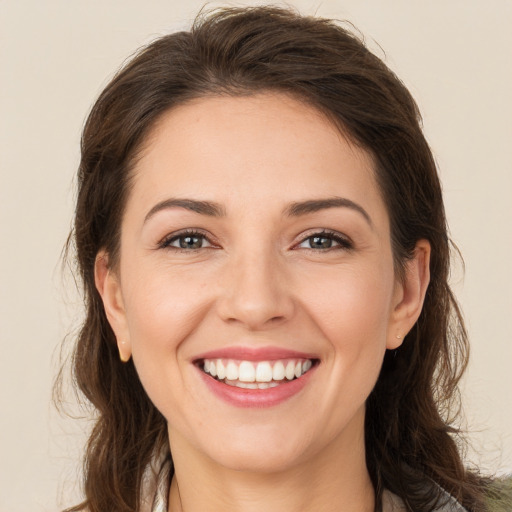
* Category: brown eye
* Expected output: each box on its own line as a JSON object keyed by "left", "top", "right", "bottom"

{"left": 178, "top": 235, "right": 204, "bottom": 249}
{"left": 163, "top": 232, "right": 213, "bottom": 250}
{"left": 307, "top": 236, "right": 334, "bottom": 249}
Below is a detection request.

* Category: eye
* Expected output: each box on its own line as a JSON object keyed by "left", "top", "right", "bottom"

{"left": 296, "top": 230, "right": 352, "bottom": 251}
{"left": 160, "top": 230, "right": 214, "bottom": 250}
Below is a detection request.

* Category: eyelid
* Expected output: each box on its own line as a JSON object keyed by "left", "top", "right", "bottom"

{"left": 293, "top": 229, "right": 353, "bottom": 250}
{"left": 158, "top": 228, "right": 218, "bottom": 250}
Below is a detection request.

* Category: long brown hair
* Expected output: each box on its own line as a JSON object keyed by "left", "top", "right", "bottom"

{"left": 61, "top": 6, "right": 489, "bottom": 511}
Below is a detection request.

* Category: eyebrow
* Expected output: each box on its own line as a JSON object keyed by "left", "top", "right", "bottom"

{"left": 144, "top": 196, "right": 372, "bottom": 227}
{"left": 144, "top": 198, "right": 226, "bottom": 223}
{"left": 284, "top": 197, "right": 373, "bottom": 227}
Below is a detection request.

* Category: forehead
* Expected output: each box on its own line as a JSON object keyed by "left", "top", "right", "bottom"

{"left": 128, "top": 93, "right": 386, "bottom": 223}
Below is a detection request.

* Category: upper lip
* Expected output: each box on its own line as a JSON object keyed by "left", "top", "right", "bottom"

{"left": 193, "top": 346, "right": 318, "bottom": 362}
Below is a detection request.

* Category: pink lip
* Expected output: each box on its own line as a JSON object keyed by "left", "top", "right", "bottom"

{"left": 193, "top": 346, "right": 318, "bottom": 362}
{"left": 197, "top": 365, "right": 316, "bottom": 408}
{"left": 193, "top": 346, "right": 319, "bottom": 408}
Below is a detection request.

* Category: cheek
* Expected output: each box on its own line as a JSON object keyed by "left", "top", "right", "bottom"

{"left": 302, "top": 264, "right": 394, "bottom": 400}
{"left": 301, "top": 267, "right": 393, "bottom": 430}
{"left": 123, "top": 261, "right": 213, "bottom": 346}
{"left": 120, "top": 265, "right": 215, "bottom": 406}
{"left": 300, "top": 264, "right": 395, "bottom": 344}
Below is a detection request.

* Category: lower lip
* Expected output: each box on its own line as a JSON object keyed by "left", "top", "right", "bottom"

{"left": 197, "top": 365, "right": 316, "bottom": 408}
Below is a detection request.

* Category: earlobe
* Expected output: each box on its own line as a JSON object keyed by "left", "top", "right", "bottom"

{"left": 94, "top": 251, "right": 132, "bottom": 362}
{"left": 387, "top": 240, "right": 431, "bottom": 349}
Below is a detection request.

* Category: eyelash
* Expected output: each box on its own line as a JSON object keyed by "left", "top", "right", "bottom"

{"left": 158, "top": 229, "right": 353, "bottom": 252}
{"left": 158, "top": 229, "right": 215, "bottom": 251}
{"left": 295, "top": 230, "right": 353, "bottom": 252}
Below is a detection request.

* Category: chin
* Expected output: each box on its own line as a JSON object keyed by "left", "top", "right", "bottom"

{"left": 212, "top": 446, "right": 305, "bottom": 474}
{"left": 198, "top": 423, "right": 315, "bottom": 474}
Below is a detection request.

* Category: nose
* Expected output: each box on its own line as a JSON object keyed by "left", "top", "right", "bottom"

{"left": 216, "top": 249, "right": 295, "bottom": 330}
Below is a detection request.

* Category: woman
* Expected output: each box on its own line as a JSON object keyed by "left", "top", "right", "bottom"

{"left": 63, "top": 6, "right": 495, "bottom": 512}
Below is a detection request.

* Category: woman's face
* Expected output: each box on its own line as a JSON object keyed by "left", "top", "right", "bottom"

{"left": 98, "top": 93, "right": 428, "bottom": 473}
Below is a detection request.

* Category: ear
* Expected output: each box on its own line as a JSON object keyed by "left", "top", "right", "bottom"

{"left": 94, "top": 251, "right": 132, "bottom": 362}
{"left": 387, "top": 240, "right": 431, "bottom": 349}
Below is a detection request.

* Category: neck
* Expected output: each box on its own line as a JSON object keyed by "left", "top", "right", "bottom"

{"left": 168, "top": 410, "right": 375, "bottom": 512}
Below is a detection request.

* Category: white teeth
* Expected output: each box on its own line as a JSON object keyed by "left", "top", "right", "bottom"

{"left": 225, "top": 380, "right": 243, "bottom": 388}
{"left": 216, "top": 360, "right": 226, "bottom": 380}
{"left": 225, "top": 380, "right": 279, "bottom": 389}
{"left": 238, "top": 361, "right": 256, "bottom": 382}
{"left": 226, "top": 381, "right": 258, "bottom": 389}
{"left": 225, "top": 361, "right": 238, "bottom": 381}
{"left": 255, "top": 361, "right": 273, "bottom": 382}
{"left": 285, "top": 361, "right": 295, "bottom": 380}
{"left": 202, "top": 358, "right": 315, "bottom": 385}
{"left": 258, "top": 382, "right": 280, "bottom": 389}
{"left": 272, "top": 361, "right": 285, "bottom": 381}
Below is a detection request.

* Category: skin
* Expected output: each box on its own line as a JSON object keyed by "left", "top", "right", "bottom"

{"left": 96, "top": 93, "right": 430, "bottom": 512}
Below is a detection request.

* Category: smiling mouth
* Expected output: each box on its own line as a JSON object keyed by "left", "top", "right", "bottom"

{"left": 197, "top": 358, "right": 318, "bottom": 389}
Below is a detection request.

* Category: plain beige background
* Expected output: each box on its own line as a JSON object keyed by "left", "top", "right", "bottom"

{"left": 1, "top": 1, "right": 511, "bottom": 510}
